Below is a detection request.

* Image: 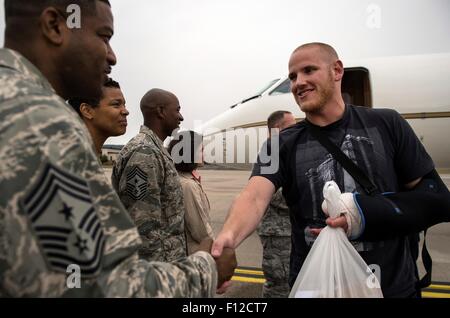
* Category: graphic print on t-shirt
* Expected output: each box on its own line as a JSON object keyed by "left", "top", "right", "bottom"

{"left": 299, "top": 132, "right": 381, "bottom": 252}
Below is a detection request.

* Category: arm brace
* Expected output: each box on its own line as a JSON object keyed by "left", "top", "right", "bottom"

{"left": 355, "top": 169, "right": 450, "bottom": 241}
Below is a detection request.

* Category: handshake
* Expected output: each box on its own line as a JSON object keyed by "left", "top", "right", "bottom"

{"left": 198, "top": 238, "right": 237, "bottom": 293}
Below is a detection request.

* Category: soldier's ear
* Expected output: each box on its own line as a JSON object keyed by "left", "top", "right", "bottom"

{"left": 80, "top": 103, "right": 95, "bottom": 120}
{"left": 156, "top": 105, "right": 165, "bottom": 119}
{"left": 39, "top": 7, "right": 69, "bottom": 46}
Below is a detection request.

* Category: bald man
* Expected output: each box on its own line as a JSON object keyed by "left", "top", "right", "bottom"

{"left": 212, "top": 42, "right": 443, "bottom": 298}
{"left": 112, "top": 89, "right": 186, "bottom": 262}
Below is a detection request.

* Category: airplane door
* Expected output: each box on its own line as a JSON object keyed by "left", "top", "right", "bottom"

{"left": 342, "top": 67, "right": 372, "bottom": 108}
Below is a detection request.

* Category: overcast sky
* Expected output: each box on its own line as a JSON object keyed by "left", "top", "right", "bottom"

{"left": 1, "top": 0, "right": 449, "bottom": 145}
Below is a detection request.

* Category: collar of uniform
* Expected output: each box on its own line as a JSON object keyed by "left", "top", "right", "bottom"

{"left": 139, "top": 125, "right": 172, "bottom": 159}
{"left": 0, "top": 48, "right": 55, "bottom": 93}
{"left": 179, "top": 171, "right": 201, "bottom": 184}
{"left": 179, "top": 171, "right": 193, "bottom": 179}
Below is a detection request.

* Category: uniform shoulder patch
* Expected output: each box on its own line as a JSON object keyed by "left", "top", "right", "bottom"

{"left": 21, "top": 163, "right": 105, "bottom": 277}
{"left": 126, "top": 166, "right": 148, "bottom": 201}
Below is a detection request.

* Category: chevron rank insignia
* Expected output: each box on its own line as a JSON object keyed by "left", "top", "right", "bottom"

{"left": 126, "top": 166, "right": 148, "bottom": 201}
{"left": 22, "top": 163, "right": 105, "bottom": 277}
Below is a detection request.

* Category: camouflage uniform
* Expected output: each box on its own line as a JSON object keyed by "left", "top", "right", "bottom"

{"left": 257, "top": 188, "right": 291, "bottom": 298}
{"left": 112, "top": 126, "right": 187, "bottom": 262}
{"left": 0, "top": 48, "right": 217, "bottom": 297}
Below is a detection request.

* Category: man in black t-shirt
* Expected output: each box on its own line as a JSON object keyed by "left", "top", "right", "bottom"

{"left": 254, "top": 104, "right": 433, "bottom": 297}
{"left": 211, "top": 42, "right": 445, "bottom": 298}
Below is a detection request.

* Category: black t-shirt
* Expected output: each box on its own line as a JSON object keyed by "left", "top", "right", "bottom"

{"left": 251, "top": 105, "right": 434, "bottom": 298}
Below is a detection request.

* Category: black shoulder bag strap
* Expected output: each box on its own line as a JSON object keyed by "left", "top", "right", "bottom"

{"left": 308, "top": 124, "right": 380, "bottom": 196}
{"left": 308, "top": 123, "right": 432, "bottom": 291}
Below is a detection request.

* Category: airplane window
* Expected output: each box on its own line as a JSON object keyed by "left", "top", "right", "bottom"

{"left": 269, "top": 79, "right": 291, "bottom": 95}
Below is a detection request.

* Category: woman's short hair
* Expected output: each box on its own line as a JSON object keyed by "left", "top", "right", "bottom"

{"left": 168, "top": 130, "right": 203, "bottom": 173}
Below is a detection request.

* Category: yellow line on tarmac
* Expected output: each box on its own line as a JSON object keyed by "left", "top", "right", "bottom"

{"left": 232, "top": 276, "right": 266, "bottom": 284}
{"left": 234, "top": 267, "right": 450, "bottom": 297}
{"left": 231, "top": 276, "right": 450, "bottom": 298}
{"left": 234, "top": 268, "right": 264, "bottom": 276}
{"left": 428, "top": 284, "right": 450, "bottom": 291}
{"left": 422, "top": 291, "right": 450, "bottom": 298}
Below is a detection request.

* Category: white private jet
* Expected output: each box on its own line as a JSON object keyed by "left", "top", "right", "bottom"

{"left": 198, "top": 52, "right": 450, "bottom": 170}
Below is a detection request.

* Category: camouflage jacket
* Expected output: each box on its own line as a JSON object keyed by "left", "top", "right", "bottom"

{"left": 112, "top": 126, "right": 187, "bottom": 262}
{"left": 257, "top": 188, "right": 291, "bottom": 237}
{"left": 0, "top": 48, "right": 216, "bottom": 297}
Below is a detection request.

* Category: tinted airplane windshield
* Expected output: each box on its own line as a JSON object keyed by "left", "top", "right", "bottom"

{"left": 254, "top": 78, "right": 280, "bottom": 96}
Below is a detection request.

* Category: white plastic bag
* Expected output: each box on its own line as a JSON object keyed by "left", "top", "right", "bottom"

{"left": 289, "top": 181, "right": 383, "bottom": 298}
